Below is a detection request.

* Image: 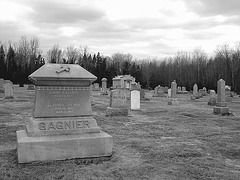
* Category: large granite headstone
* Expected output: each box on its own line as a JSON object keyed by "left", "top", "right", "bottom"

{"left": 106, "top": 89, "right": 128, "bottom": 116}
{"left": 213, "top": 79, "right": 229, "bottom": 115}
{"left": 4, "top": 82, "right": 13, "bottom": 99}
{"left": 131, "top": 90, "right": 140, "bottom": 110}
{"left": 168, "top": 80, "right": 179, "bottom": 105}
{"left": 16, "top": 64, "right": 113, "bottom": 163}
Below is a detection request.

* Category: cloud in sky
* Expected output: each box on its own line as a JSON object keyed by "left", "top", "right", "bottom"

{"left": 0, "top": 0, "right": 240, "bottom": 59}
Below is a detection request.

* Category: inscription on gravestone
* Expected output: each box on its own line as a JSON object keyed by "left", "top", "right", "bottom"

{"left": 34, "top": 86, "right": 91, "bottom": 117}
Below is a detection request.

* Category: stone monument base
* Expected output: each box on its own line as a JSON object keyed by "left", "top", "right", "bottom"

{"left": 105, "top": 107, "right": 128, "bottom": 116}
{"left": 168, "top": 98, "right": 179, "bottom": 105}
{"left": 213, "top": 106, "right": 229, "bottom": 115}
{"left": 17, "top": 130, "right": 113, "bottom": 163}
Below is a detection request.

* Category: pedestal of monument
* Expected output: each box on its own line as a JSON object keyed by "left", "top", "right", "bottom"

{"left": 213, "top": 102, "right": 229, "bottom": 115}
{"left": 17, "top": 64, "right": 113, "bottom": 163}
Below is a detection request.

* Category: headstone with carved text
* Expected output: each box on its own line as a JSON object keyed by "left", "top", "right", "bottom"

{"left": 16, "top": 64, "right": 113, "bottom": 163}
{"left": 106, "top": 89, "right": 128, "bottom": 116}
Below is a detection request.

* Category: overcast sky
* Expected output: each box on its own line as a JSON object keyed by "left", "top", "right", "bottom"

{"left": 0, "top": 0, "right": 240, "bottom": 59}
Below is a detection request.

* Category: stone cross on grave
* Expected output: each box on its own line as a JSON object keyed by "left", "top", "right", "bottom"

{"left": 56, "top": 66, "right": 70, "bottom": 74}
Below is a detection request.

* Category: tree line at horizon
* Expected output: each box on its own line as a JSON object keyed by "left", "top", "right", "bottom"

{"left": 0, "top": 36, "right": 240, "bottom": 93}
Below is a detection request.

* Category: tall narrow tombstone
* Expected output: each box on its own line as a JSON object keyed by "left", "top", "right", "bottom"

{"left": 225, "top": 86, "right": 232, "bottom": 102}
{"left": 106, "top": 89, "right": 128, "bottom": 116}
{"left": 167, "top": 89, "right": 171, "bottom": 98}
{"left": 101, "top": 78, "right": 108, "bottom": 95}
{"left": 131, "top": 90, "right": 140, "bottom": 110}
{"left": 213, "top": 79, "right": 229, "bottom": 115}
{"left": 191, "top": 84, "right": 199, "bottom": 100}
{"left": 16, "top": 64, "right": 113, "bottom": 163}
{"left": 168, "top": 80, "right": 179, "bottom": 105}
{"left": 208, "top": 90, "right": 216, "bottom": 106}
{"left": 4, "top": 82, "right": 13, "bottom": 99}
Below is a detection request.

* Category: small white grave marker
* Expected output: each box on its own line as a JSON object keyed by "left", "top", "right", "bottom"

{"left": 131, "top": 90, "right": 140, "bottom": 110}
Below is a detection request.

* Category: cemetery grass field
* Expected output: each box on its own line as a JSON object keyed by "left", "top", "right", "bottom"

{"left": 1, "top": 86, "right": 240, "bottom": 180}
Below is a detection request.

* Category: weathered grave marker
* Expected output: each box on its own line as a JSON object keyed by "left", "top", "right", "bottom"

{"left": 202, "top": 87, "right": 207, "bottom": 96}
{"left": 225, "top": 85, "right": 232, "bottom": 102}
{"left": 168, "top": 80, "right": 179, "bottom": 105}
{"left": 101, "top": 78, "right": 108, "bottom": 95}
{"left": 191, "top": 84, "right": 199, "bottom": 100}
{"left": 213, "top": 79, "right": 229, "bottom": 115}
{"left": 208, "top": 90, "right": 216, "bottom": 106}
{"left": 106, "top": 89, "right": 128, "bottom": 116}
{"left": 17, "top": 64, "right": 113, "bottom": 163}
{"left": 167, "top": 89, "right": 171, "bottom": 98}
{"left": 4, "top": 82, "right": 13, "bottom": 99}
{"left": 93, "top": 83, "right": 100, "bottom": 91}
{"left": 153, "top": 85, "right": 165, "bottom": 97}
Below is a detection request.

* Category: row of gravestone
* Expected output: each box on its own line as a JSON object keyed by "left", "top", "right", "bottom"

{"left": 12, "top": 63, "right": 232, "bottom": 164}
{"left": 153, "top": 85, "right": 188, "bottom": 97}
